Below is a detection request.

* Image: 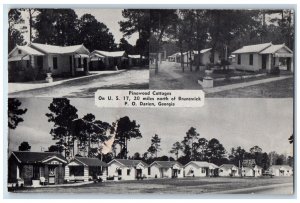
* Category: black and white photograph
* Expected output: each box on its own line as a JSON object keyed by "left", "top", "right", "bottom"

{"left": 3, "top": 4, "right": 297, "bottom": 200}
{"left": 7, "top": 98, "right": 293, "bottom": 194}
{"left": 8, "top": 9, "right": 150, "bottom": 97}
{"left": 149, "top": 9, "right": 294, "bottom": 98}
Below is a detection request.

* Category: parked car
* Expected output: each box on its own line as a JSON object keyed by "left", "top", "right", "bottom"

{"left": 262, "top": 171, "right": 275, "bottom": 177}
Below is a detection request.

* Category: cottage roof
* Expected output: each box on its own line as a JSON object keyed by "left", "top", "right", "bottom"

{"left": 185, "top": 161, "right": 219, "bottom": 169}
{"left": 219, "top": 164, "right": 238, "bottom": 170}
{"left": 200, "top": 48, "right": 212, "bottom": 54}
{"left": 151, "top": 161, "right": 183, "bottom": 168}
{"left": 260, "top": 44, "right": 293, "bottom": 54}
{"left": 8, "top": 45, "right": 45, "bottom": 58}
{"left": 93, "top": 50, "right": 126, "bottom": 57}
{"left": 74, "top": 157, "right": 108, "bottom": 167}
{"left": 30, "top": 43, "right": 90, "bottom": 55}
{"left": 232, "top": 42, "right": 272, "bottom": 54}
{"left": 11, "top": 151, "right": 67, "bottom": 164}
{"left": 269, "top": 165, "right": 293, "bottom": 170}
{"left": 109, "top": 159, "right": 149, "bottom": 167}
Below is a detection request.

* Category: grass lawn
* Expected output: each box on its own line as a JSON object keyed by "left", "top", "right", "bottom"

{"left": 9, "top": 176, "right": 293, "bottom": 194}
{"left": 207, "top": 77, "right": 294, "bottom": 98}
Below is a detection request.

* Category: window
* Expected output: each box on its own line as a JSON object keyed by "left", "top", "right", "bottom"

{"left": 70, "top": 166, "right": 84, "bottom": 176}
{"left": 18, "top": 50, "right": 22, "bottom": 54}
{"left": 127, "top": 169, "right": 131, "bottom": 176}
{"left": 237, "top": 54, "right": 241, "bottom": 65}
{"left": 220, "top": 169, "right": 223, "bottom": 172}
{"left": 178, "top": 170, "right": 181, "bottom": 174}
{"left": 26, "top": 60, "right": 30, "bottom": 68}
{"left": 201, "top": 168, "right": 206, "bottom": 173}
{"left": 117, "top": 169, "right": 122, "bottom": 176}
{"left": 53, "top": 57, "right": 58, "bottom": 70}
{"left": 249, "top": 54, "right": 253, "bottom": 65}
{"left": 148, "top": 167, "right": 151, "bottom": 175}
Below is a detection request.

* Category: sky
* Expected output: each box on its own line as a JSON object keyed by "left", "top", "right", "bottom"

{"left": 8, "top": 98, "right": 294, "bottom": 157}
{"left": 19, "top": 9, "right": 138, "bottom": 46}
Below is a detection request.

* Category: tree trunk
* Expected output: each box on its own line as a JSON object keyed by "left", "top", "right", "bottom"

{"left": 189, "top": 50, "right": 193, "bottom": 72}
{"left": 29, "top": 9, "right": 33, "bottom": 43}
{"left": 180, "top": 51, "right": 184, "bottom": 72}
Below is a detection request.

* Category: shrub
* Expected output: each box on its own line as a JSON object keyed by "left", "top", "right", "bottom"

{"left": 270, "top": 66, "right": 280, "bottom": 76}
{"left": 205, "top": 63, "right": 214, "bottom": 70}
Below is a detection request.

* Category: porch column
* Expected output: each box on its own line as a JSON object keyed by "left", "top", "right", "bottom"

{"left": 291, "top": 58, "right": 294, "bottom": 72}
{"left": 72, "top": 55, "right": 75, "bottom": 76}
{"left": 102, "top": 167, "right": 107, "bottom": 181}
{"left": 267, "top": 54, "right": 272, "bottom": 72}
{"left": 65, "top": 165, "right": 70, "bottom": 180}
{"left": 83, "top": 166, "right": 89, "bottom": 182}
{"left": 44, "top": 165, "right": 49, "bottom": 180}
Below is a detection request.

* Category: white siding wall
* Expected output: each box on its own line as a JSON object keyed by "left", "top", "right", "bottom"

{"left": 271, "top": 168, "right": 293, "bottom": 176}
{"left": 83, "top": 166, "right": 89, "bottom": 181}
{"left": 184, "top": 164, "right": 206, "bottom": 177}
{"left": 107, "top": 162, "right": 121, "bottom": 178}
{"left": 108, "top": 162, "right": 148, "bottom": 180}
{"left": 149, "top": 165, "right": 161, "bottom": 178}
{"left": 65, "top": 165, "right": 70, "bottom": 180}
{"left": 242, "top": 169, "right": 253, "bottom": 177}
{"left": 177, "top": 168, "right": 184, "bottom": 178}
{"left": 219, "top": 168, "right": 230, "bottom": 176}
{"left": 234, "top": 53, "right": 261, "bottom": 71}
{"left": 201, "top": 52, "right": 210, "bottom": 65}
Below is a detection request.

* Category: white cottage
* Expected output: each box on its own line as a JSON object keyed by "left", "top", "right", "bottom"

{"left": 8, "top": 43, "right": 90, "bottom": 81}
{"left": 149, "top": 161, "right": 184, "bottom": 178}
{"left": 65, "top": 157, "right": 108, "bottom": 182}
{"left": 107, "top": 159, "right": 149, "bottom": 180}
{"left": 242, "top": 165, "right": 262, "bottom": 177}
{"left": 218, "top": 164, "right": 239, "bottom": 177}
{"left": 90, "top": 50, "right": 128, "bottom": 70}
{"left": 268, "top": 165, "right": 293, "bottom": 176}
{"left": 232, "top": 42, "right": 293, "bottom": 72}
{"left": 184, "top": 161, "right": 219, "bottom": 177}
{"left": 128, "top": 55, "right": 145, "bottom": 67}
{"left": 178, "top": 49, "right": 220, "bottom": 65}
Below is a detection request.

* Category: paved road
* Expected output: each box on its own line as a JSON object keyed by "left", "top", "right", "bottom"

{"left": 150, "top": 62, "right": 203, "bottom": 89}
{"left": 9, "top": 69, "right": 149, "bottom": 98}
{"left": 214, "top": 183, "right": 293, "bottom": 195}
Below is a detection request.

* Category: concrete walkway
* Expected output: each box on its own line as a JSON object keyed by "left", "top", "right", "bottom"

{"left": 9, "top": 70, "right": 125, "bottom": 93}
{"left": 204, "top": 75, "right": 293, "bottom": 94}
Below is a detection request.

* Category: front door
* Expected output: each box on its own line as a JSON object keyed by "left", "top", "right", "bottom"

{"left": 37, "top": 56, "right": 43, "bottom": 70}
{"left": 136, "top": 169, "right": 142, "bottom": 178}
{"left": 172, "top": 169, "right": 178, "bottom": 178}
{"left": 48, "top": 165, "right": 57, "bottom": 184}
{"left": 262, "top": 55, "right": 267, "bottom": 70}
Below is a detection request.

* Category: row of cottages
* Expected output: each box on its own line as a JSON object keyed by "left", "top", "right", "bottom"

{"left": 168, "top": 48, "right": 220, "bottom": 65}
{"left": 8, "top": 152, "right": 293, "bottom": 187}
{"left": 8, "top": 43, "right": 146, "bottom": 81}
{"left": 232, "top": 42, "right": 293, "bottom": 72}
{"left": 8, "top": 43, "right": 90, "bottom": 78}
